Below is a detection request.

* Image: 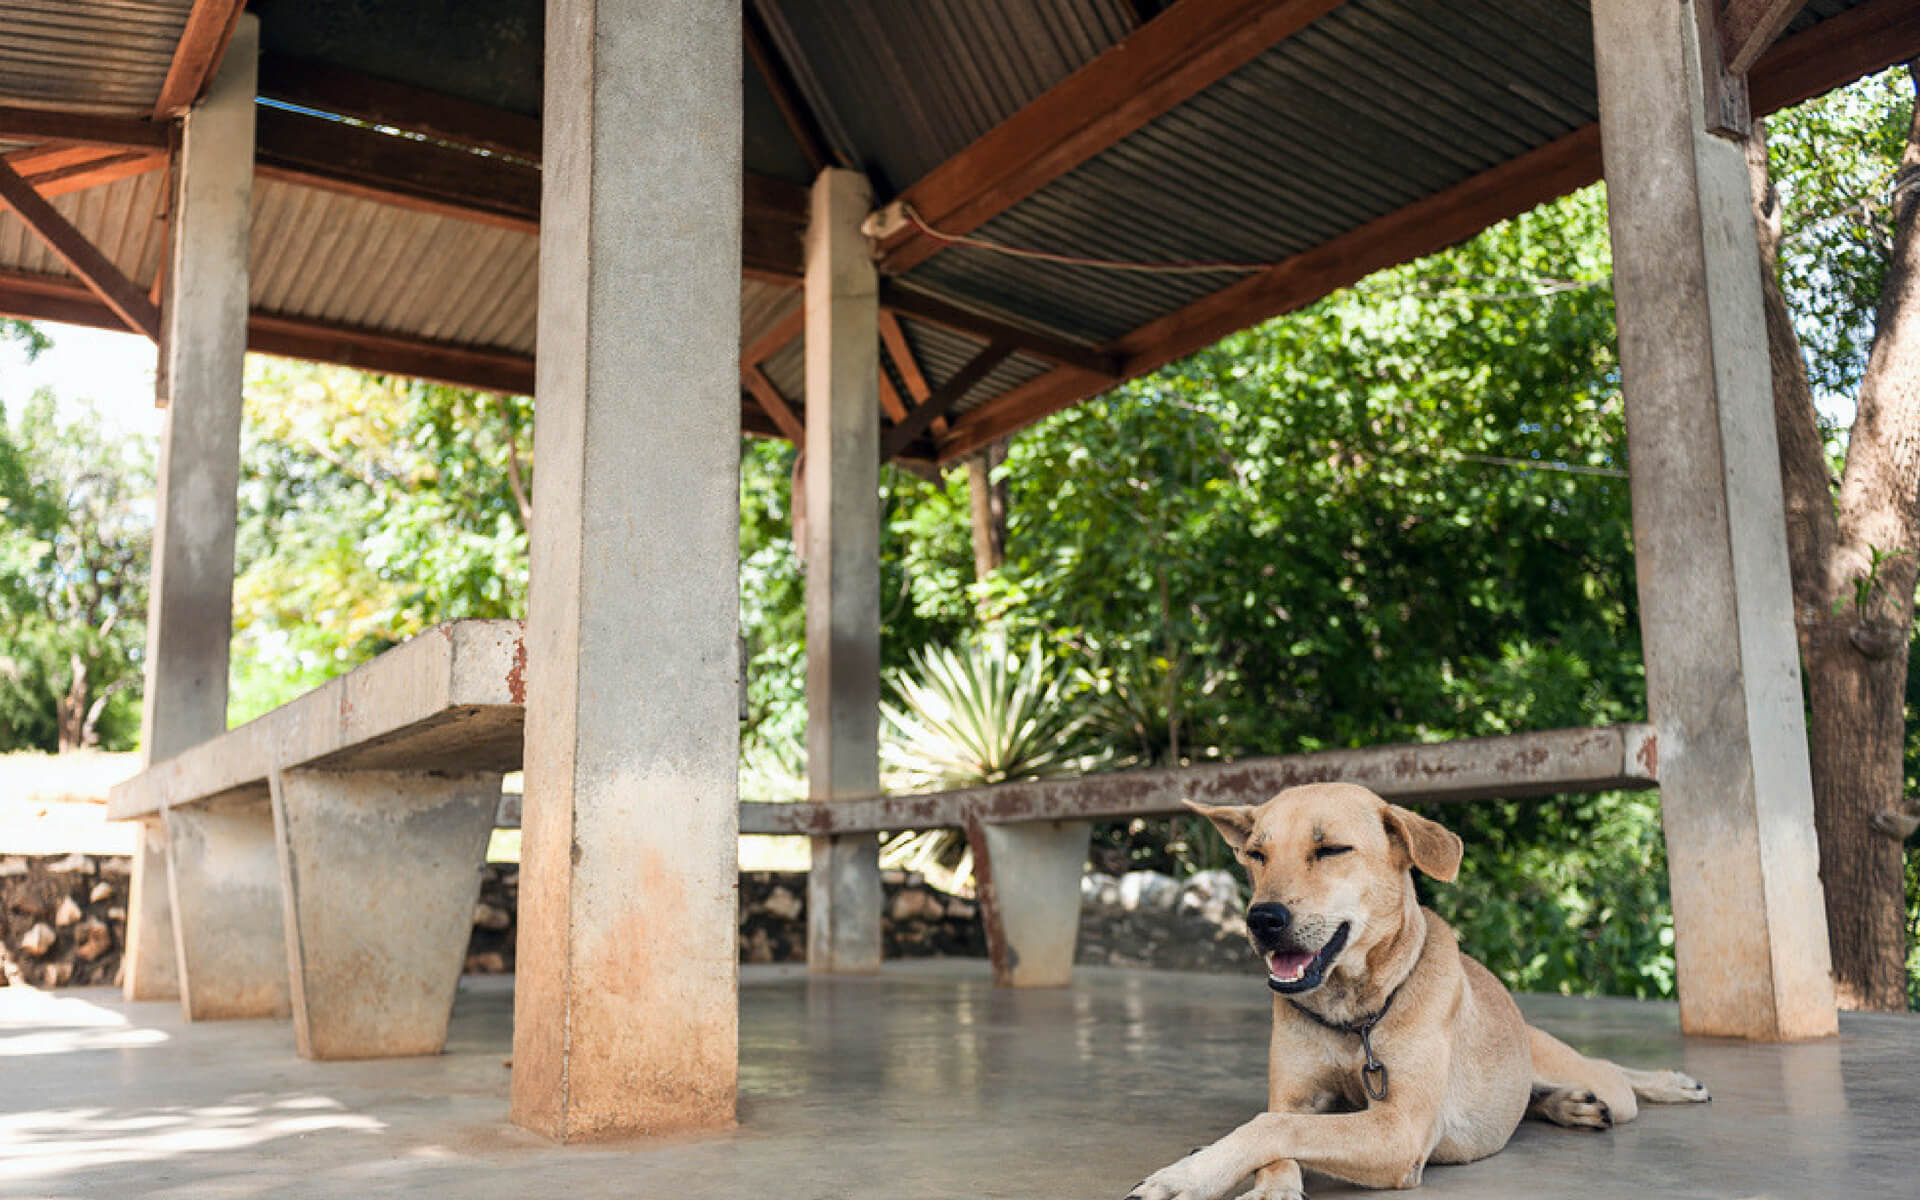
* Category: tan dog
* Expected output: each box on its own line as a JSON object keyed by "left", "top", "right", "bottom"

{"left": 1127, "top": 782, "right": 1709, "bottom": 1200}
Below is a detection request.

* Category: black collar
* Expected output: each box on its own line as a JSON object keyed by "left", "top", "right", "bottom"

{"left": 1287, "top": 985, "right": 1398, "bottom": 1102}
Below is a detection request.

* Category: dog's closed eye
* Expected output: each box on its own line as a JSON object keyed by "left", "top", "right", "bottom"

{"left": 1313, "top": 845, "right": 1354, "bottom": 861}
{"left": 1245, "top": 848, "right": 1268, "bottom": 864}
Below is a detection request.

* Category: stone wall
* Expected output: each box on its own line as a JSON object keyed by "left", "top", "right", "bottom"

{"left": 1, "top": 854, "right": 1254, "bottom": 988}
{"left": 0, "top": 854, "right": 127, "bottom": 988}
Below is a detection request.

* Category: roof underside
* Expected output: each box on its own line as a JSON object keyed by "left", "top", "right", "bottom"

{"left": 0, "top": 0, "right": 1909, "bottom": 464}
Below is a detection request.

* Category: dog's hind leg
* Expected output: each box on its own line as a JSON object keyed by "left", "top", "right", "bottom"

{"left": 1524, "top": 1026, "right": 1639, "bottom": 1126}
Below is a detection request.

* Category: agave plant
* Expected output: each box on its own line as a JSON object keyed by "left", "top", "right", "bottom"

{"left": 880, "top": 636, "right": 1094, "bottom": 792}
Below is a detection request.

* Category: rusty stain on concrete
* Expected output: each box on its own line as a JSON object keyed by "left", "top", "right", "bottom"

{"left": 506, "top": 637, "right": 528, "bottom": 705}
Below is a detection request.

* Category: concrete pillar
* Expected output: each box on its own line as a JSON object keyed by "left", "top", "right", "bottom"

{"left": 164, "top": 803, "right": 288, "bottom": 1021}
{"left": 804, "top": 167, "right": 884, "bottom": 974}
{"left": 1593, "top": 0, "right": 1836, "bottom": 1040}
{"left": 968, "top": 819, "right": 1091, "bottom": 988}
{"left": 269, "top": 769, "right": 498, "bottom": 1060}
{"left": 127, "top": 15, "right": 257, "bottom": 1008}
{"left": 120, "top": 818, "right": 177, "bottom": 1000}
{"left": 512, "top": 0, "right": 742, "bottom": 1141}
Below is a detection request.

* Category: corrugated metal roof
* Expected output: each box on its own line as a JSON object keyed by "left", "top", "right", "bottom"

{"left": 897, "top": 0, "right": 1603, "bottom": 346}
{"left": 0, "top": 169, "right": 168, "bottom": 284}
{"left": 0, "top": 0, "right": 194, "bottom": 116}
{"left": 765, "top": 0, "right": 1138, "bottom": 193}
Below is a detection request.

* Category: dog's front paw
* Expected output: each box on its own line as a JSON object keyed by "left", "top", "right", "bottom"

{"left": 1126, "top": 1152, "right": 1236, "bottom": 1200}
{"left": 1538, "top": 1087, "right": 1613, "bottom": 1130}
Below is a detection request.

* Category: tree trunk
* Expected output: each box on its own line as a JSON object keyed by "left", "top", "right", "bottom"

{"left": 1753, "top": 71, "right": 1920, "bottom": 1010}
{"left": 966, "top": 440, "right": 1008, "bottom": 582}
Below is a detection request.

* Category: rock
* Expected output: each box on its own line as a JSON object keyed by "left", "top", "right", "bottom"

{"left": 1178, "top": 870, "right": 1244, "bottom": 923}
{"left": 945, "top": 899, "right": 976, "bottom": 921}
{"left": 464, "top": 952, "right": 507, "bottom": 974}
{"left": 107, "top": 907, "right": 126, "bottom": 922}
{"left": 46, "top": 853, "right": 92, "bottom": 874}
{"left": 0, "top": 857, "right": 27, "bottom": 877}
{"left": 890, "top": 888, "right": 942, "bottom": 922}
{"left": 1081, "top": 872, "right": 1122, "bottom": 909}
{"left": 10, "top": 892, "right": 46, "bottom": 919}
{"left": 472, "top": 903, "right": 512, "bottom": 931}
{"left": 99, "top": 857, "right": 132, "bottom": 879}
{"left": 1118, "top": 870, "right": 1180, "bottom": 913}
{"left": 73, "top": 919, "right": 112, "bottom": 962}
{"left": 762, "top": 885, "right": 802, "bottom": 921}
{"left": 20, "top": 923, "right": 56, "bottom": 957}
{"left": 41, "top": 961, "right": 72, "bottom": 988}
{"left": 54, "top": 895, "right": 84, "bottom": 927}
{"left": 741, "top": 928, "right": 775, "bottom": 964}
{"left": 89, "top": 881, "right": 115, "bottom": 904}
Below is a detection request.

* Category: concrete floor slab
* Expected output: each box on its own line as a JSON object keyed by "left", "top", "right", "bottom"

{"left": 1, "top": 962, "right": 1912, "bottom": 1199}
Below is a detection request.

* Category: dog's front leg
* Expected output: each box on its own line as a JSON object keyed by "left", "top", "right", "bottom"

{"left": 1127, "top": 1107, "right": 1435, "bottom": 1200}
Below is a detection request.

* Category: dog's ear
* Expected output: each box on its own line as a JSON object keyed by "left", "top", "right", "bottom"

{"left": 1382, "top": 804, "right": 1462, "bottom": 882}
{"left": 1184, "top": 800, "right": 1259, "bottom": 851}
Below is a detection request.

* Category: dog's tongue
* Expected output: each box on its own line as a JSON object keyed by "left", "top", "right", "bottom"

{"left": 1268, "top": 950, "right": 1313, "bottom": 983}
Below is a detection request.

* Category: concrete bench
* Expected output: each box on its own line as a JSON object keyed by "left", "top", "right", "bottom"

{"left": 110, "top": 619, "right": 524, "bottom": 1059}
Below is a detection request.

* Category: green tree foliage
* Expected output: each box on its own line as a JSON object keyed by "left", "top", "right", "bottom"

{"left": 0, "top": 388, "right": 151, "bottom": 751}
{"left": 230, "top": 361, "right": 531, "bottom": 721}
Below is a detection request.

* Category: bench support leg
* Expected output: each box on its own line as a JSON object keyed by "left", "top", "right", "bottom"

{"left": 968, "top": 819, "right": 1091, "bottom": 988}
{"left": 122, "top": 818, "right": 179, "bottom": 1001}
{"left": 165, "top": 802, "right": 289, "bottom": 1020}
{"left": 269, "top": 769, "right": 498, "bottom": 1059}
{"left": 1594, "top": 0, "right": 1836, "bottom": 1039}
{"left": 804, "top": 167, "right": 884, "bottom": 974}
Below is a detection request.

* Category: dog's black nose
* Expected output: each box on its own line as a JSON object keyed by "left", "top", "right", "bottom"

{"left": 1246, "top": 902, "right": 1291, "bottom": 942}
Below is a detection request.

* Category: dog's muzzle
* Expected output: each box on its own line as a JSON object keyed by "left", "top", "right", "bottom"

{"left": 1249, "top": 908, "right": 1350, "bottom": 994}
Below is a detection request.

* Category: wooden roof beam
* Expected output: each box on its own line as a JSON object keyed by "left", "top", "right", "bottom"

{"left": 154, "top": 0, "right": 251, "bottom": 118}
{"left": 936, "top": 0, "right": 1920, "bottom": 464}
{"left": 880, "top": 281, "right": 1118, "bottom": 377}
{"left": 1722, "top": 0, "right": 1810, "bottom": 76}
{"left": 0, "top": 159, "right": 160, "bottom": 340}
{"left": 744, "top": 6, "right": 839, "bottom": 174}
{"left": 0, "top": 107, "right": 168, "bottom": 150}
{"left": 871, "top": 0, "right": 1348, "bottom": 276}
{"left": 742, "top": 365, "right": 806, "bottom": 442}
{"left": 883, "top": 341, "right": 1012, "bottom": 461}
{"left": 257, "top": 53, "right": 541, "bottom": 161}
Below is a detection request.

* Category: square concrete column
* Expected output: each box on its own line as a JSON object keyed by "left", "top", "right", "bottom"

{"left": 127, "top": 15, "right": 258, "bottom": 1008}
{"left": 968, "top": 818, "right": 1091, "bottom": 988}
{"left": 512, "top": 0, "right": 742, "bottom": 1140}
{"left": 270, "top": 769, "right": 499, "bottom": 1059}
{"left": 803, "top": 167, "right": 884, "bottom": 974}
{"left": 1593, "top": 0, "right": 1836, "bottom": 1040}
{"left": 120, "top": 817, "right": 176, "bottom": 1000}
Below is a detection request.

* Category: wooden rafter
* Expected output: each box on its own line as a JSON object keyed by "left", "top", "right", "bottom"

{"left": 743, "top": 5, "right": 838, "bottom": 173}
{"left": 880, "top": 281, "right": 1118, "bottom": 377}
{"left": 257, "top": 53, "right": 541, "bottom": 161}
{"left": 0, "top": 160, "right": 160, "bottom": 340}
{"left": 883, "top": 341, "right": 1012, "bottom": 460}
{"left": 742, "top": 365, "right": 806, "bottom": 442}
{"left": 0, "top": 269, "right": 533, "bottom": 394}
{"left": 742, "top": 304, "right": 805, "bottom": 372}
{"left": 0, "top": 107, "right": 167, "bottom": 150}
{"left": 26, "top": 151, "right": 167, "bottom": 198}
{"left": 1721, "top": 0, "right": 1809, "bottom": 75}
{"left": 936, "top": 0, "right": 1920, "bottom": 464}
{"left": 154, "top": 0, "right": 251, "bottom": 118}
{"left": 878, "top": 310, "right": 944, "bottom": 434}
{"left": 873, "top": 0, "right": 1347, "bottom": 275}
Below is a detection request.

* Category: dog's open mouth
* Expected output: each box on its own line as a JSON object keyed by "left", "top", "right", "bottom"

{"left": 1264, "top": 923, "right": 1350, "bottom": 995}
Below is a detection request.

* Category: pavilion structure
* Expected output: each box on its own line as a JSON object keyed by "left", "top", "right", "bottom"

{"left": 3, "top": 0, "right": 1916, "bottom": 1141}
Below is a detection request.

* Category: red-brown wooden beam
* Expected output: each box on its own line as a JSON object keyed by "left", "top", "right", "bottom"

{"left": 0, "top": 107, "right": 168, "bottom": 150}
{"left": 154, "top": 0, "right": 251, "bottom": 118}
{"left": 1722, "top": 0, "right": 1809, "bottom": 76}
{"left": 743, "top": 6, "right": 838, "bottom": 174}
{"left": 0, "top": 160, "right": 160, "bottom": 340}
{"left": 257, "top": 53, "right": 542, "bottom": 161}
{"left": 0, "top": 268, "right": 533, "bottom": 395}
{"left": 881, "top": 281, "right": 1119, "bottom": 377}
{"left": 28, "top": 152, "right": 168, "bottom": 197}
{"left": 874, "top": 0, "right": 1348, "bottom": 276}
{"left": 742, "top": 365, "right": 806, "bottom": 442}
{"left": 882, "top": 340, "right": 1012, "bottom": 461}
{"left": 937, "top": 0, "right": 1920, "bottom": 463}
